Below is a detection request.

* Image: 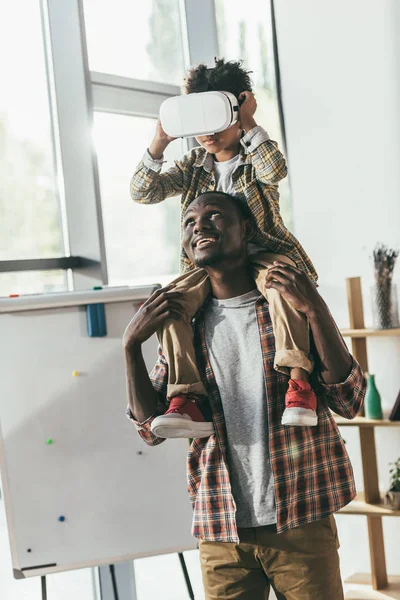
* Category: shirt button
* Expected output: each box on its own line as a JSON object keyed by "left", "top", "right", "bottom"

{"left": 245, "top": 141, "right": 251, "bottom": 147}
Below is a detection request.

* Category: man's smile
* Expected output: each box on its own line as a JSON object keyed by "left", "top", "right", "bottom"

{"left": 193, "top": 235, "right": 219, "bottom": 249}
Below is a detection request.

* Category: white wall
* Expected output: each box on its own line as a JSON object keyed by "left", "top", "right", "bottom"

{"left": 275, "top": 0, "right": 400, "bottom": 581}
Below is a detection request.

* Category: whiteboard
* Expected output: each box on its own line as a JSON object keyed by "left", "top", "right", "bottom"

{"left": 0, "top": 287, "right": 196, "bottom": 579}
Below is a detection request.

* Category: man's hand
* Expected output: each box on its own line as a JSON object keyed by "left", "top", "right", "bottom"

{"left": 238, "top": 91, "right": 257, "bottom": 133}
{"left": 265, "top": 261, "right": 321, "bottom": 316}
{"left": 148, "top": 119, "right": 177, "bottom": 160}
{"left": 123, "top": 284, "right": 183, "bottom": 350}
{"left": 266, "top": 261, "right": 355, "bottom": 385}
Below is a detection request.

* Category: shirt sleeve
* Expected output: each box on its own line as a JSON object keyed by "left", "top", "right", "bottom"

{"left": 317, "top": 358, "right": 366, "bottom": 419}
{"left": 240, "top": 125, "right": 270, "bottom": 152}
{"left": 142, "top": 149, "right": 166, "bottom": 172}
{"left": 240, "top": 125, "right": 287, "bottom": 184}
{"left": 130, "top": 151, "right": 186, "bottom": 204}
{"left": 126, "top": 345, "right": 169, "bottom": 447}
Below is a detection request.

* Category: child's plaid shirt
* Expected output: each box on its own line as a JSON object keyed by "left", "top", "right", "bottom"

{"left": 127, "top": 297, "right": 366, "bottom": 543}
{"left": 130, "top": 126, "right": 318, "bottom": 281}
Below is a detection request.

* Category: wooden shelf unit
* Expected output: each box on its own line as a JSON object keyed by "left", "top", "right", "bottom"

{"left": 335, "top": 416, "right": 400, "bottom": 428}
{"left": 344, "top": 573, "right": 400, "bottom": 600}
{"left": 341, "top": 327, "right": 400, "bottom": 338}
{"left": 335, "top": 277, "right": 400, "bottom": 592}
{"left": 338, "top": 492, "right": 400, "bottom": 517}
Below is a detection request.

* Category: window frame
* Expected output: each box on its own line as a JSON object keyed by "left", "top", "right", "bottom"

{"left": 0, "top": 0, "right": 289, "bottom": 294}
{"left": 0, "top": 1, "right": 291, "bottom": 597}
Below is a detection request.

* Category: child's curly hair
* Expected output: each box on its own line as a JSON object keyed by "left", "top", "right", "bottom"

{"left": 182, "top": 58, "right": 253, "bottom": 99}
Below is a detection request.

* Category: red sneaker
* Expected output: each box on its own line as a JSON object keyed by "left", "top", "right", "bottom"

{"left": 281, "top": 379, "right": 318, "bottom": 427}
{"left": 151, "top": 394, "right": 214, "bottom": 439}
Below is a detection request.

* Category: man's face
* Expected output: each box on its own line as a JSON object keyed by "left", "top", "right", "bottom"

{"left": 182, "top": 193, "right": 247, "bottom": 268}
{"left": 195, "top": 122, "right": 242, "bottom": 156}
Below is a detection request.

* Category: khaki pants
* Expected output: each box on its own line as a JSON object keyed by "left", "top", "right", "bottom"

{"left": 199, "top": 516, "right": 343, "bottom": 600}
{"left": 158, "top": 252, "right": 313, "bottom": 398}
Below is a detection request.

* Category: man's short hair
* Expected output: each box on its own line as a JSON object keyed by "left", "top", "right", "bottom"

{"left": 182, "top": 58, "right": 253, "bottom": 99}
{"left": 194, "top": 191, "right": 253, "bottom": 222}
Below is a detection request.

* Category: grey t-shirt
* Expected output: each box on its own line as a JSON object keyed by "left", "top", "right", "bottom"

{"left": 204, "top": 289, "right": 277, "bottom": 527}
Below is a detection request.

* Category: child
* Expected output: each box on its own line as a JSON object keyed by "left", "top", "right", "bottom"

{"left": 130, "top": 59, "right": 318, "bottom": 438}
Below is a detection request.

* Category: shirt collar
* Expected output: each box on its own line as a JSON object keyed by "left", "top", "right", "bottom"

{"left": 193, "top": 294, "right": 265, "bottom": 323}
{"left": 193, "top": 145, "right": 248, "bottom": 172}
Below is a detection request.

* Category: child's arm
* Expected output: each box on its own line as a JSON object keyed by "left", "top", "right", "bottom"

{"left": 239, "top": 91, "right": 288, "bottom": 185}
{"left": 130, "top": 120, "right": 186, "bottom": 204}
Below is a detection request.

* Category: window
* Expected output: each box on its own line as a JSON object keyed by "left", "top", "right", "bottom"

{"left": 215, "top": 0, "right": 292, "bottom": 228}
{"left": 93, "top": 113, "right": 185, "bottom": 285}
{"left": 0, "top": 0, "right": 66, "bottom": 295}
{"left": 83, "top": 0, "right": 186, "bottom": 86}
{"left": 0, "top": 270, "right": 67, "bottom": 297}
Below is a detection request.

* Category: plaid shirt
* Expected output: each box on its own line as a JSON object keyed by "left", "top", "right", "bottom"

{"left": 130, "top": 127, "right": 318, "bottom": 282}
{"left": 127, "top": 297, "right": 365, "bottom": 543}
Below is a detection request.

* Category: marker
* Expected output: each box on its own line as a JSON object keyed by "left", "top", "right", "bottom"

{"left": 9, "top": 294, "right": 19, "bottom": 298}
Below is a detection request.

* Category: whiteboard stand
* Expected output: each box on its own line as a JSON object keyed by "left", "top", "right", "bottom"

{"left": 98, "top": 555, "right": 194, "bottom": 600}
{"left": 98, "top": 561, "right": 136, "bottom": 600}
{"left": 178, "top": 552, "right": 195, "bottom": 599}
{"left": 41, "top": 575, "right": 47, "bottom": 600}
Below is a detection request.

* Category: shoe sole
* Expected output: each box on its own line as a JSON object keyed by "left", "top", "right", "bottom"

{"left": 151, "top": 416, "right": 214, "bottom": 439}
{"left": 281, "top": 407, "right": 318, "bottom": 427}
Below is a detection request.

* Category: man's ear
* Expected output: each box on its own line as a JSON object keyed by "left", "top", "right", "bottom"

{"left": 244, "top": 218, "right": 255, "bottom": 241}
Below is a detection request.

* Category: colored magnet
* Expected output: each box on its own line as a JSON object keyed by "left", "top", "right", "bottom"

{"left": 72, "top": 371, "right": 79, "bottom": 377}
{"left": 58, "top": 516, "right": 66, "bottom": 522}
{"left": 46, "top": 439, "right": 53, "bottom": 445}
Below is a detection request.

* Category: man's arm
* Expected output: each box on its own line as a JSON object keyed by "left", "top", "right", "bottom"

{"left": 265, "top": 261, "right": 366, "bottom": 417}
{"left": 125, "top": 344, "right": 161, "bottom": 424}
{"left": 123, "top": 284, "right": 184, "bottom": 442}
{"left": 125, "top": 345, "right": 170, "bottom": 447}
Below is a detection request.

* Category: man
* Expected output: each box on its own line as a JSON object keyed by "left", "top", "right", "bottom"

{"left": 123, "top": 191, "right": 365, "bottom": 599}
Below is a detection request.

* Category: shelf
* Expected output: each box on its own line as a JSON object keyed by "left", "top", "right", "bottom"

{"left": 334, "top": 416, "right": 400, "bottom": 427}
{"left": 342, "top": 278, "right": 398, "bottom": 591}
{"left": 344, "top": 573, "right": 400, "bottom": 599}
{"left": 341, "top": 328, "right": 400, "bottom": 338}
{"left": 338, "top": 493, "right": 400, "bottom": 517}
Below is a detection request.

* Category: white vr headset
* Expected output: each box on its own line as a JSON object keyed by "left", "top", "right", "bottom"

{"left": 160, "top": 91, "right": 239, "bottom": 138}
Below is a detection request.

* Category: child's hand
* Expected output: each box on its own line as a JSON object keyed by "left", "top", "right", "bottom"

{"left": 155, "top": 118, "right": 177, "bottom": 144}
{"left": 148, "top": 119, "right": 177, "bottom": 160}
{"left": 238, "top": 91, "right": 257, "bottom": 133}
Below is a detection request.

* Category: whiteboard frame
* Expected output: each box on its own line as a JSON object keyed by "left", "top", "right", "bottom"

{"left": 0, "top": 286, "right": 198, "bottom": 579}
{"left": 0, "top": 285, "right": 160, "bottom": 313}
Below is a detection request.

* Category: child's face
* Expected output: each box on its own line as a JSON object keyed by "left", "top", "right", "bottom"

{"left": 195, "top": 122, "right": 242, "bottom": 156}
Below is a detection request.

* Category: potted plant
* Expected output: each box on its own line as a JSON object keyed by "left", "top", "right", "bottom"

{"left": 386, "top": 457, "right": 400, "bottom": 510}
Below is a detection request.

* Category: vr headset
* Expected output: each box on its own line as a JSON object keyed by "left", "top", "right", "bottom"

{"left": 160, "top": 91, "right": 239, "bottom": 138}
